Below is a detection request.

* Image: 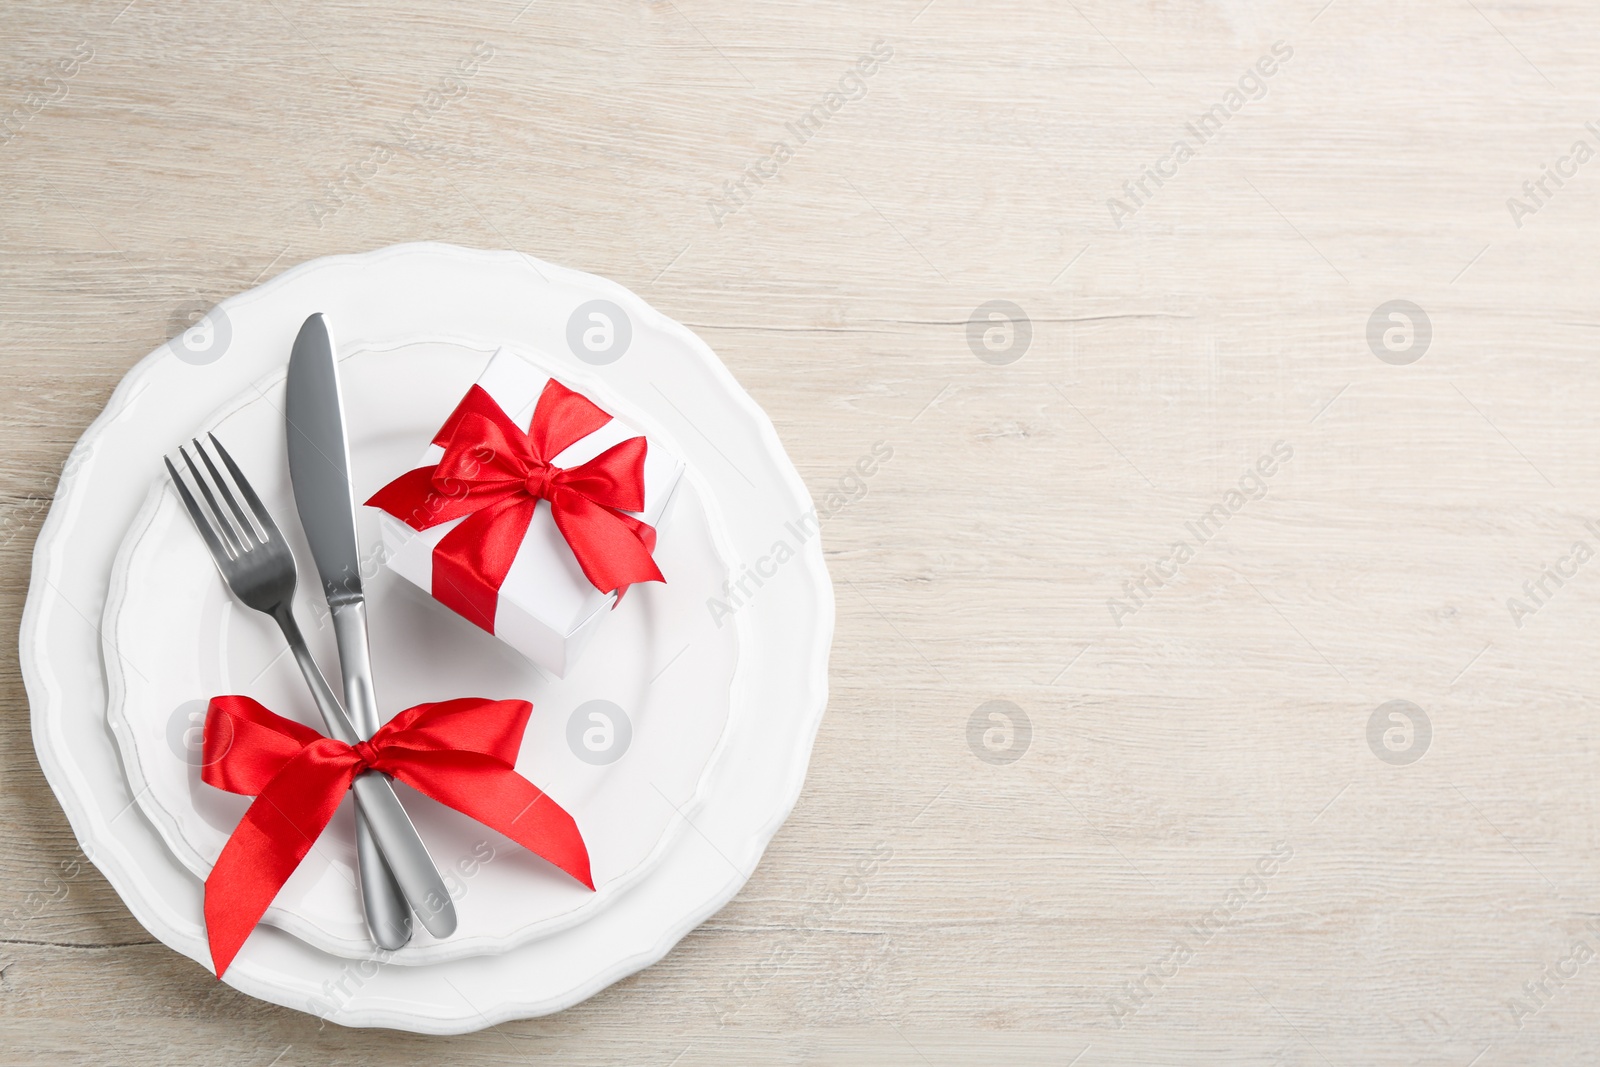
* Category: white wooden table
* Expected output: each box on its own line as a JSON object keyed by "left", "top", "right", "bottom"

{"left": 3, "top": 1, "right": 1599, "bottom": 1062}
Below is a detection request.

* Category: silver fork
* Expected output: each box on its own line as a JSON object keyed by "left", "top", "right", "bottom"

{"left": 165, "top": 433, "right": 457, "bottom": 943}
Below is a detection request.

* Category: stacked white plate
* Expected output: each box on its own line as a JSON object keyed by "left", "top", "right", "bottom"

{"left": 20, "top": 244, "right": 833, "bottom": 1032}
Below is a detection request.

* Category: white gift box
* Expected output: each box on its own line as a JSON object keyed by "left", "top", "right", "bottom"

{"left": 374, "top": 348, "right": 683, "bottom": 676}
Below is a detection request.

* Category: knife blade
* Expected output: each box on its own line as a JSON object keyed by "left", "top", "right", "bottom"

{"left": 285, "top": 312, "right": 457, "bottom": 942}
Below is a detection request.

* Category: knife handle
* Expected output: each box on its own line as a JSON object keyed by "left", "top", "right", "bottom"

{"left": 329, "top": 602, "right": 381, "bottom": 737}
{"left": 274, "top": 607, "right": 457, "bottom": 939}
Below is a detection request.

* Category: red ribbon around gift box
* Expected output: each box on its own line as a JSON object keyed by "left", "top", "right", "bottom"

{"left": 200, "top": 694, "right": 592, "bottom": 977}
{"left": 365, "top": 379, "right": 665, "bottom": 634}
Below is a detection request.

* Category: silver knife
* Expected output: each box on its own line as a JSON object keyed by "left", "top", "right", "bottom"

{"left": 285, "top": 312, "right": 457, "bottom": 942}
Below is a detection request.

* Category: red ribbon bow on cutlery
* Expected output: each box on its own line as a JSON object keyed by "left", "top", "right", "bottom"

{"left": 366, "top": 380, "right": 664, "bottom": 634}
{"left": 201, "top": 694, "right": 591, "bottom": 977}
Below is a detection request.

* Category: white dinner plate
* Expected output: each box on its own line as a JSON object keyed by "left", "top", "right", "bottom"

{"left": 104, "top": 336, "right": 745, "bottom": 964}
{"left": 20, "top": 243, "right": 833, "bottom": 1032}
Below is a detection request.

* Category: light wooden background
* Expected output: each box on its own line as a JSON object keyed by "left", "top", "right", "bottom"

{"left": 4, "top": 0, "right": 1600, "bottom": 1063}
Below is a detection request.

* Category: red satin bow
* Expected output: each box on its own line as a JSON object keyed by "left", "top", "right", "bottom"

{"left": 365, "top": 380, "right": 664, "bottom": 633}
{"left": 200, "top": 694, "right": 592, "bottom": 977}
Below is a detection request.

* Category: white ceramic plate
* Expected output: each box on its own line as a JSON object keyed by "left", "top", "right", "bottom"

{"left": 20, "top": 244, "right": 833, "bottom": 1032}
{"left": 104, "top": 336, "right": 745, "bottom": 964}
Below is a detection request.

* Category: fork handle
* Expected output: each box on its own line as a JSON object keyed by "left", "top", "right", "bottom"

{"left": 284, "top": 650, "right": 411, "bottom": 950}
{"left": 325, "top": 604, "right": 413, "bottom": 948}
{"left": 347, "top": 776, "right": 458, "bottom": 938}
{"left": 354, "top": 814, "right": 410, "bottom": 949}
{"left": 274, "top": 608, "right": 458, "bottom": 940}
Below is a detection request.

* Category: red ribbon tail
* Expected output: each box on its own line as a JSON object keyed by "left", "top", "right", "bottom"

{"left": 552, "top": 497, "right": 664, "bottom": 595}
{"left": 612, "top": 519, "right": 658, "bottom": 605}
{"left": 388, "top": 752, "right": 593, "bottom": 890}
{"left": 430, "top": 496, "right": 539, "bottom": 633}
{"left": 204, "top": 744, "right": 358, "bottom": 977}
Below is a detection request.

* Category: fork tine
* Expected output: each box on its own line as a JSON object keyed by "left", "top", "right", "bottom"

{"left": 193, "top": 436, "right": 260, "bottom": 547}
{"left": 179, "top": 444, "right": 245, "bottom": 555}
{"left": 165, "top": 454, "right": 236, "bottom": 566}
{"left": 208, "top": 432, "right": 281, "bottom": 542}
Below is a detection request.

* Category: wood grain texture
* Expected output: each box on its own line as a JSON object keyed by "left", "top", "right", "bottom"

{"left": 4, "top": 0, "right": 1600, "bottom": 1062}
